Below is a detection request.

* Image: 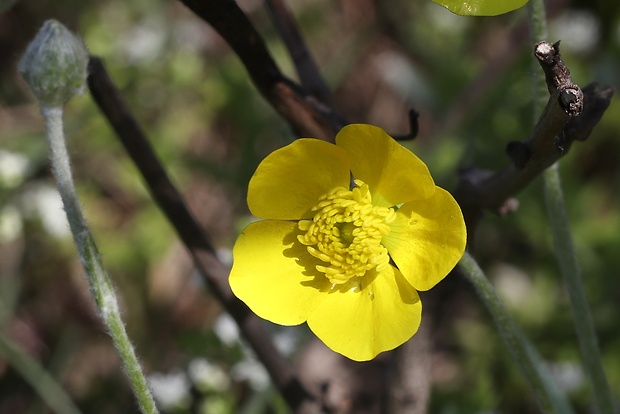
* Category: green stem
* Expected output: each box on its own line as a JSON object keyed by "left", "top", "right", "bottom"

{"left": 459, "top": 252, "right": 574, "bottom": 414}
{"left": 0, "top": 330, "right": 82, "bottom": 414}
{"left": 543, "top": 165, "right": 616, "bottom": 414}
{"left": 41, "top": 106, "right": 159, "bottom": 414}
{"left": 528, "top": 1, "right": 616, "bottom": 412}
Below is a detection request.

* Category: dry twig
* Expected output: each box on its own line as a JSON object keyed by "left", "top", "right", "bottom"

{"left": 180, "top": 0, "right": 345, "bottom": 141}
{"left": 454, "top": 41, "right": 613, "bottom": 232}
{"left": 264, "top": 0, "right": 333, "bottom": 106}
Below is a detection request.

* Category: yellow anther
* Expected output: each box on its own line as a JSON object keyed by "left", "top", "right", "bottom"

{"left": 297, "top": 180, "right": 395, "bottom": 285}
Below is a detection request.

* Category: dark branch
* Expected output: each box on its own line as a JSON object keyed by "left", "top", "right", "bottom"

{"left": 264, "top": 0, "right": 334, "bottom": 107}
{"left": 392, "top": 109, "right": 420, "bottom": 141}
{"left": 455, "top": 42, "right": 614, "bottom": 231}
{"left": 563, "top": 82, "right": 614, "bottom": 143}
{"left": 534, "top": 41, "right": 573, "bottom": 94}
{"left": 87, "top": 56, "right": 319, "bottom": 413}
{"left": 179, "top": 0, "right": 345, "bottom": 141}
{"left": 247, "top": 0, "right": 421, "bottom": 143}
{"left": 181, "top": 0, "right": 417, "bottom": 144}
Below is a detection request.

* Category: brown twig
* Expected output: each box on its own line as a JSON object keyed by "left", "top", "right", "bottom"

{"left": 264, "top": 0, "right": 334, "bottom": 107}
{"left": 86, "top": 56, "right": 320, "bottom": 413}
{"left": 179, "top": 0, "right": 345, "bottom": 141}
{"left": 454, "top": 42, "right": 613, "bottom": 233}
{"left": 181, "top": 0, "right": 419, "bottom": 144}
{"left": 391, "top": 109, "right": 420, "bottom": 141}
{"left": 534, "top": 41, "right": 574, "bottom": 94}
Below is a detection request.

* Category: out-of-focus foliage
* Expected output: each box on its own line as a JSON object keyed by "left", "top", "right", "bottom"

{"left": 0, "top": 0, "right": 619, "bottom": 413}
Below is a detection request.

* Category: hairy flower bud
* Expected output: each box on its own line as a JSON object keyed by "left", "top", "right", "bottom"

{"left": 18, "top": 19, "right": 88, "bottom": 107}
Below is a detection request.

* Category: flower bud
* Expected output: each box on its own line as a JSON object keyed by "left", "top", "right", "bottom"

{"left": 18, "top": 19, "right": 88, "bottom": 107}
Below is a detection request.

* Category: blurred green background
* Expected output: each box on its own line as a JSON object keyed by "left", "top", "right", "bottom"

{"left": 0, "top": 0, "right": 619, "bottom": 412}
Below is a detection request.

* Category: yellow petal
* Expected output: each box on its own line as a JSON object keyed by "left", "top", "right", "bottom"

{"left": 382, "top": 187, "right": 466, "bottom": 291}
{"left": 307, "top": 266, "right": 422, "bottom": 361}
{"left": 229, "top": 220, "right": 331, "bottom": 325}
{"left": 248, "top": 139, "right": 350, "bottom": 220}
{"left": 336, "top": 124, "right": 435, "bottom": 207}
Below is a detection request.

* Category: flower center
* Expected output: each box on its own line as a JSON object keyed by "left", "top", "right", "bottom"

{"left": 297, "top": 179, "right": 396, "bottom": 285}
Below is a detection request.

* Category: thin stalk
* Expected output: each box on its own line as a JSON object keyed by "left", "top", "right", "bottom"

{"left": 0, "top": 330, "right": 82, "bottom": 414}
{"left": 41, "top": 105, "right": 159, "bottom": 414}
{"left": 459, "top": 252, "right": 574, "bottom": 414}
{"left": 528, "top": 1, "right": 616, "bottom": 412}
{"left": 543, "top": 166, "right": 616, "bottom": 414}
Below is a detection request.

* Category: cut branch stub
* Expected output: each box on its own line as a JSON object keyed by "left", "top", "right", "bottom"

{"left": 507, "top": 41, "right": 583, "bottom": 170}
{"left": 534, "top": 41, "right": 573, "bottom": 93}
{"left": 454, "top": 41, "right": 613, "bottom": 235}
{"left": 505, "top": 92, "right": 581, "bottom": 171}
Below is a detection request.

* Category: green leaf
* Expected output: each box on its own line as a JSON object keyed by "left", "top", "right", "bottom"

{"left": 432, "top": 0, "right": 528, "bottom": 16}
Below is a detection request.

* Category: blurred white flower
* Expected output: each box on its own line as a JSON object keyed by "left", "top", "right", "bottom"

{"left": 20, "top": 183, "right": 70, "bottom": 238}
{"left": 231, "top": 357, "right": 269, "bottom": 390}
{"left": 148, "top": 371, "right": 191, "bottom": 410}
{"left": 0, "top": 205, "right": 23, "bottom": 243}
{"left": 551, "top": 10, "right": 601, "bottom": 54}
{"left": 213, "top": 313, "right": 240, "bottom": 346}
{"left": 120, "top": 18, "right": 166, "bottom": 63}
{"left": 273, "top": 327, "right": 300, "bottom": 357}
{"left": 0, "top": 150, "right": 29, "bottom": 188}
{"left": 549, "top": 361, "right": 585, "bottom": 393}
{"left": 188, "top": 358, "right": 230, "bottom": 392}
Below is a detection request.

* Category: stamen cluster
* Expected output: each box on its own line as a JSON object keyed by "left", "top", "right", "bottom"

{"left": 297, "top": 180, "right": 396, "bottom": 285}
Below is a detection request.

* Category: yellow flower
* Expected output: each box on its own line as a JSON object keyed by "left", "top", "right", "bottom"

{"left": 229, "top": 124, "right": 466, "bottom": 361}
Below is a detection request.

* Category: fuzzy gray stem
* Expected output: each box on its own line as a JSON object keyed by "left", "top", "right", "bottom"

{"left": 41, "top": 105, "right": 159, "bottom": 414}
